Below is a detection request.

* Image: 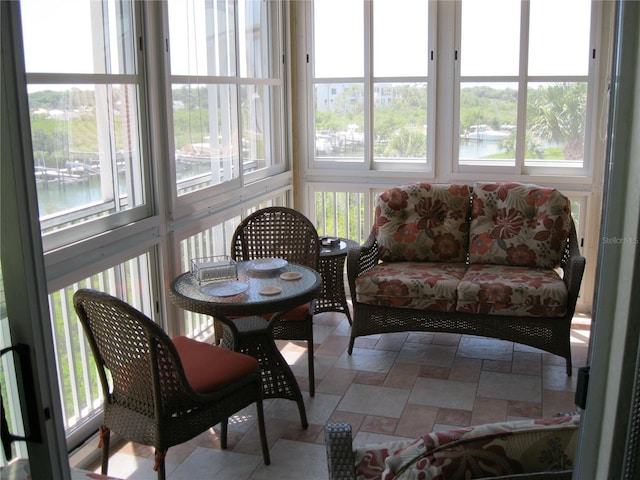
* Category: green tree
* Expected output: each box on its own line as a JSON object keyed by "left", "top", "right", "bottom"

{"left": 527, "top": 83, "right": 586, "bottom": 160}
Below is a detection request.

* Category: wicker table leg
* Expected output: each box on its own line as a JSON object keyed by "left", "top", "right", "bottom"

{"left": 220, "top": 315, "right": 309, "bottom": 429}
{"left": 316, "top": 238, "right": 357, "bottom": 324}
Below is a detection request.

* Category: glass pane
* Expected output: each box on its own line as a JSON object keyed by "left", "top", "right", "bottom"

{"left": 241, "top": 84, "right": 280, "bottom": 173}
{"left": 374, "top": 0, "right": 429, "bottom": 77}
{"left": 168, "top": 0, "right": 237, "bottom": 77}
{"left": 373, "top": 82, "right": 427, "bottom": 161}
{"left": 314, "top": 83, "right": 365, "bottom": 160}
{"left": 529, "top": 0, "right": 591, "bottom": 76}
{"left": 173, "top": 84, "right": 240, "bottom": 196}
{"left": 459, "top": 82, "right": 517, "bottom": 166}
{"left": 21, "top": 0, "right": 136, "bottom": 75}
{"left": 461, "top": 0, "right": 520, "bottom": 77}
{"left": 525, "top": 82, "right": 586, "bottom": 167}
{"left": 314, "top": 0, "right": 364, "bottom": 78}
{"left": 239, "top": 0, "right": 273, "bottom": 79}
{"left": 29, "top": 84, "right": 145, "bottom": 233}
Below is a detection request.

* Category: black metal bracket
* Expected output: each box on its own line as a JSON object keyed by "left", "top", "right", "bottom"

{"left": 0, "top": 343, "right": 42, "bottom": 460}
{"left": 575, "top": 366, "right": 590, "bottom": 410}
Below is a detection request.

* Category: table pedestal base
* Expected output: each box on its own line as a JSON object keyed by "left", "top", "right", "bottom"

{"left": 220, "top": 315, "right": 308, "bottom": 429}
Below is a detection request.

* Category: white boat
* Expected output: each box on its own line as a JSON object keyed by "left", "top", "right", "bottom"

{"left": 461, "top": 124, "right": 510, "bottom": 141}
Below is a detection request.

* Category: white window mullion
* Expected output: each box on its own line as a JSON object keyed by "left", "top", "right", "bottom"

{"left": 515, "top": 0, "right": 530, "bottom": 173}
{"left": 364, "top": 0, "right": 373, "bottom": 170}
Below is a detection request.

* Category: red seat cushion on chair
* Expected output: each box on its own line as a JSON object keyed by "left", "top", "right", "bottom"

{"left": 262, "top": 302, "right": 310, "bottom": 321}
{"left": 172, "top": 336, "right": 259, "bottom": 393}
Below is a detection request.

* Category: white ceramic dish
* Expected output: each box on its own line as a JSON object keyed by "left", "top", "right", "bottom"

{"left": 200, "top": 281, "right": 249, "bottom": 297}
{"left": 248, "top": 258, "right": 288, "bottom": 272}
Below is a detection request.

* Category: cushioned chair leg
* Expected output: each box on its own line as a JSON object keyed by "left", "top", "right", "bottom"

{"left": 154, "top": 449, "right": 167, "bottom": 480}
{"left": 98, "top": 424, "right": 110, "bottom": 475}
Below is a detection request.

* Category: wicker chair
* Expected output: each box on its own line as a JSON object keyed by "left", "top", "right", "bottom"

{"left": 230, "top": 206, "right": 320, "bottom": 396}
{"left": 73, "top": 289, "right": 270, "bottom": 480}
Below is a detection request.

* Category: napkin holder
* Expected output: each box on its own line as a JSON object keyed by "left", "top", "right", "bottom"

{"left": 191, "top": 256, "right": 237, "bottom": 284}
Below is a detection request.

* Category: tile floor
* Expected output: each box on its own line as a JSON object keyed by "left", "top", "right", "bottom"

{"left": 87, "top": 309, "right": 591, "bottom": 480}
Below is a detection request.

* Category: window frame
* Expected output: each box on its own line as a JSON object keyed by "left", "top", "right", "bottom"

{"left": 307, "top": 0, "right": 438, "bottom": 175}
{"left": 165, "top": 0, "right": 289, "bottom": 221}
{"left": 452, "top": 0, "right": 599, "bottom": 178}
{"left": 23, "top": 1, "right": 154, "bottom": 253}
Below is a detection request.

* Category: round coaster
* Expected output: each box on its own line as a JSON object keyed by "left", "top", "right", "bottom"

{"left": 259, "top": 285, "right": 282, "bottom": 296}
{"left": 280, "top": 271, "right": 302, "bottom": 281}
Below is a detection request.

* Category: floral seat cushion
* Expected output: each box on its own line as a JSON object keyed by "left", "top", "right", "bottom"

{"left": 376, "top": 183, "right": 470, "bottom": 263}
{"left": 354, "top": 415, "right": 580, "bottom": 480}
{"left": 456, "top": 264, "right": 568, "bottom": 317}
{"left": 355, "top": 262, "right": 467, "bottom": 311}
{"left": 469, "top": 182, "right": 572, "bottom": 268}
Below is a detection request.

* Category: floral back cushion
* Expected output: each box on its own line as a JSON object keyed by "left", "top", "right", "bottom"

{"left": 469, "top": 182, "right": 571, "bottom": 268}
{"left": 375, "top": 183, "right": 470, "bottom": 263}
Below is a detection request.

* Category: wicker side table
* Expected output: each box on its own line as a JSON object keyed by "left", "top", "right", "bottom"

{"left": 315, "top": 238, "right": 357, "bottom": 324}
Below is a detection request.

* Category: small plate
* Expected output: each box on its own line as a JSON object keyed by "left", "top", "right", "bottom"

{"left": 200, "top": 281, "right": 248, "bottom": 297}
{"left": 259, "top": 285, "right": 282, "bottom": 296}
{"left": 249, "top": 258, "right": 288, "bottom": 272}
{"left": 280, "top": 271, "right": 302, "bottom": 281}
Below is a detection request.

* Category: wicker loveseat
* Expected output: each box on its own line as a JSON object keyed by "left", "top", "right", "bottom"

{"left": 325, "top": 414, "right": 580, "bottom": 480}
{"left": 347, "top": 182, "right": 585, "bottom": 375}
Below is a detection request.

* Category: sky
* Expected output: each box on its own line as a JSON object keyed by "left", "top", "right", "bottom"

{"left": 19, "top": 0, "right": 592, "bottom": 84}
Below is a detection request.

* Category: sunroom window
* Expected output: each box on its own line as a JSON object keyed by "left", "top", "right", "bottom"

{"left": 456, "top": 0, "right": 593, "bottom": 174}
{"left": 168, "top": 0, "right": 285, "bottom": 198}
{"left": 22, "top": 0, "right": 149, "bottom": 252}
{"left": 311, "top": 0, "right": 433, "bottom": 170}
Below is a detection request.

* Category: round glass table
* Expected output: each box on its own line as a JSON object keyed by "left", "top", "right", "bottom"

{"left": 169, "top": 261, "right": 322, "bottom": 429}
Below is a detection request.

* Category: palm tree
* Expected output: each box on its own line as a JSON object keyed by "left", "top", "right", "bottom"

{"left": 527, "top": 83, "right": 587, "bottom": 160}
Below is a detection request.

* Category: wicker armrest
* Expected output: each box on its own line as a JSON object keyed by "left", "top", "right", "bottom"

{"left": 562, "top": 219, "right": 586, "bottom": 314}
{"left": 346, "top": 229, "right": 379, "bottom": 301}
{"left": 325, "top": 423, "right": 357, "bottom": 480}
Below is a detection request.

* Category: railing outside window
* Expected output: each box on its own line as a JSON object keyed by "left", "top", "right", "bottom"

{"left": 48, "top": 254, "right": 154, "bottom": 437}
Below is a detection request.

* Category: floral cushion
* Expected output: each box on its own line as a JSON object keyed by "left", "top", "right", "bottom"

{"left": 456, "top": 264, "right": 568, "bottom": 317}
{"left": 355, "top": 262, "right": 468, "bottom": 311}
{"left": 354, "top": 415, "right": 580, "bottom": 480}
{"left": 469, "top": 182, "right": 571, "bottom": 268}
{"left": 376, "top": 183, "right": 470, "bottom": 263}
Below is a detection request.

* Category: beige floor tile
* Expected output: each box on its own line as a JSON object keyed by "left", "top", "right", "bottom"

{"left": 360, "top": 415, "right": 399, "bottom": 435}
{"left": 408, "top": 377, "right": 477, "bottom": 410}
{"left": 457, "top": 336, "right": 514, "bottom": 362}
{"left": 477, "top": 370, "right": 542, "bottom": 403}
{"left": 317, "top": 367, "right": 358, "bottom": 395}
{"left": 338, "top": 383, "right": 410, "bottom": 418}
{"left": 470, "top": 396, "right": 508, "bottom": 425}
{"left": 333, "top": 347, "right": 398, "bottom": 373}
{"left": 449, "top": 357, "right": 483, "bottom": 382}
{"left": 396, "top": 342, "right": 457, "bottom": 367}
{"left": 395, "top": 404, "right": 439, "bottom": 437}
{"left": 383, "top": 362, "right": 421, "bottom": 389}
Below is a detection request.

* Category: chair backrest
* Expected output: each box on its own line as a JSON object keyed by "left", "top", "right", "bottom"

{"left": 73, "top": 289, "right": 189, "bottom": 416}
{"left": 231, "top": 206, "right": 320, "bottom": 269}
